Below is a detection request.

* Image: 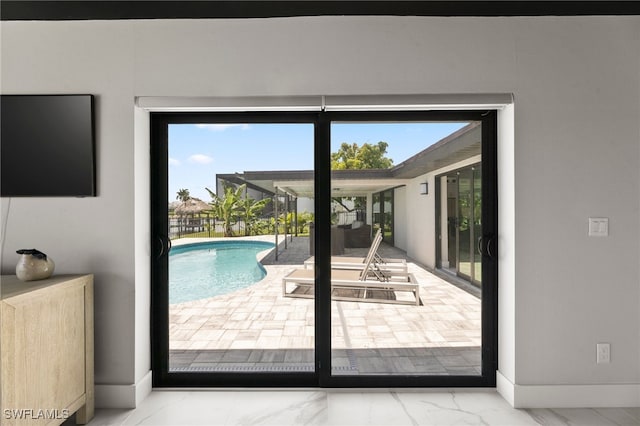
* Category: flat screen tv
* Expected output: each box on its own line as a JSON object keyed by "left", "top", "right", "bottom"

{"left": 1, "top": 94, "right": 96, "bottom": 197}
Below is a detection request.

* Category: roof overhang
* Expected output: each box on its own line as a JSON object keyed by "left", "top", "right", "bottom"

{"left": 274, "top": 177, "right": 410, "bottom": 198}
{"left": 216, "top": 121, "right": 482, "bottom": 198}
{"left": 219, "top": 170, "right": 406, "bottom": 198}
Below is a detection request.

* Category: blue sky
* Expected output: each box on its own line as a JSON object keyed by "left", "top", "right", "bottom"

{"left": 169, "top": 121, "right": 468, "bottom": 202}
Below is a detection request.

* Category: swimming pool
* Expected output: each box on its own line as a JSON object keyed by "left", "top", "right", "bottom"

{"left": 169, "top": 240, "right": 275, "bottom": 304}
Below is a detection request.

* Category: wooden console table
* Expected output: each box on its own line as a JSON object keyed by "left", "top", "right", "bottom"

{"left": 1, "top": 274, "right": 94, "bottom": 425}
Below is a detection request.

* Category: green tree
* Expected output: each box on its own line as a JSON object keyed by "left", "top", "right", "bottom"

{"left": 331, "top": 141, "right": 393, "bottom": 170}
{"left": 295, "top": 211, "right": 314, "bottom": 234}
{"left": 238, "top": 190, "right": 270, "bottom": 236}
{"left": 330, "top": 142, "right": 390, "bottom": 216}
{"left": 206, "top": 184, "right": 244, "bottom": 237}
{"left": 206, "top": 184, "right": 271, "bottom": 237}
{"left": 175, "top": 189, "right": 191, "bottom": 234}
{"left": 176, "top": 188, "right": 190, "bottom": 203}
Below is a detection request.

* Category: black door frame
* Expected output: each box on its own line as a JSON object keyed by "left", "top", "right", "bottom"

{"left": 151, "top": 110, "right": 498, "bottom": 388}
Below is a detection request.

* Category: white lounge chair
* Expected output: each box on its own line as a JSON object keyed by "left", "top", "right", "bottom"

{"left": 283, "top": 238, "right": 420, "bottom": 306}
{"left": 303, "top": 229, "right": 407, "bottom": 273}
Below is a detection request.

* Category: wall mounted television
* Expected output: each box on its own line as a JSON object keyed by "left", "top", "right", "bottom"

{"left": 1, "top": 94, "right": 96, "bottom": 197}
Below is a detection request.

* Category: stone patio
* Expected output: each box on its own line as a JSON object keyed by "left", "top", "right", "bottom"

{"left": 169, "top": 235, "right": 482, "bottom": 375}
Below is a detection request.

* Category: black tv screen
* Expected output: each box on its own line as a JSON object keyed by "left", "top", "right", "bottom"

{"left": 1, "top": 94, "right": 96, "bottom": 197}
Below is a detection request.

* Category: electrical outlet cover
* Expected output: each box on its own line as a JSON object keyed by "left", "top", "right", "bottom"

{"left": 589, "top": 218, "right": 609, "bottom": 237}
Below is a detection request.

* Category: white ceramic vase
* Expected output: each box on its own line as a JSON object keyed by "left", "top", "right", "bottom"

{"left": 15, "top": 249, "right": 55, "bottom": 281}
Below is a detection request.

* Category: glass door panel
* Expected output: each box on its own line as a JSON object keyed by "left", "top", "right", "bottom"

{"left": 328, "top": 121, "right": 481, "bottom": 377}
{"left": 382, "top": 190, "right": 394, "bottom": 245}
{"left": 457, "top": 169, "right": 473, "bottom": 281}
{"left": 167, "top": 122, "right": 315, "bottom": 374}
{"left": 372, "top": 193, "right": 382, "bottom": 237}
{"left": 473, "top": 166, "right": 482, "bottom": 286}
{"left": 448, "top": 178, "right": 458, "bottom": 271}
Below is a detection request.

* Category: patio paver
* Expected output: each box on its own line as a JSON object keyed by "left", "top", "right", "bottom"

{"left": 169, "top": 236, "right": 481, "bottom": 375}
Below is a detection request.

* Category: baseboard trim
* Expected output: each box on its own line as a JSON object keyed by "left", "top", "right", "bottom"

{"left": 496, "top": 371, "right": 640, "bottom": 408}
{"left": 496, "top": 371, "right": 515, "bottom": 406}
{"left": 95, "top": 370, "right": 153, "bottom": 408}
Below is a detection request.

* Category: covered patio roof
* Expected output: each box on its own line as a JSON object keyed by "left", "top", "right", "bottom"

{"left": 217, "top": 121, "right": 481, "bottom": 198}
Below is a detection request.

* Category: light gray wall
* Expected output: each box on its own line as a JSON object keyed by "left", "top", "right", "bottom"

{"left": 1, "top": 16, "right": 638, "bottom": 405}
{"left": 1, "top": 21, "right": 138, "bottom": 387}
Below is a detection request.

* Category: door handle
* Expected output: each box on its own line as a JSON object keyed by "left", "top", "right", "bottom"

{"left": 479, "top": 234, "right": 496, "bottom": 259}
{"left": 486, "top": 236, "right": 495, "bottom": 259}
{"left": 156, "top": 235, "right": 172, "bottom": 258}
{"left": 156, "top": 236, "right": 165, "bottom": 258}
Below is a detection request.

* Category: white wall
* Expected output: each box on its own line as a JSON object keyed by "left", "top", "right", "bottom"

{"left": 405, "top": 156, "right": 482, "bottom": 270}
{"left": 296, "top": 197, "right": 314, "bottom": 214}
{"left": 498, "top": 104, "right": 517, "bottom": 391}
{"left": 393, "top": 187, "right": 407, "bottom": 252}
{"left": 1, "top": 16, "right": 638, "bottom": 408}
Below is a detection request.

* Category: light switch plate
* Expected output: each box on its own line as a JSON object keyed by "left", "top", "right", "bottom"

{"left": 588, "top": 217, "right": 608, "bottom": 237}
{"left": 597, "top": 343, "right": 611, "bottom": 364}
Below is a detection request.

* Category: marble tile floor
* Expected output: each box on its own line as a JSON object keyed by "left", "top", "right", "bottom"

{"left": 85, "top": 389, "right": 640, "bottom": 425}
{"left": 169, "top": 236, "right": 481, "bottom": 375}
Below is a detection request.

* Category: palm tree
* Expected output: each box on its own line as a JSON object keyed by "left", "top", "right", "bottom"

{"left": 206, "top": 184, "right": 272, "bottom": 237}
{"left": 176, "top": 189, "right": 191, "bottom": 234}
{"left": 239, "top": 193, "right": 270, "bottom": 236}
{"left": 206, "top": 185, "right": 244, "bottom": 237}
{"left": 176, "top": 188, "right": 190, "bottom": 204}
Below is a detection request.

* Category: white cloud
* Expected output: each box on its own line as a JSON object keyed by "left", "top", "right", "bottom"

{"left": 188, "top": 154, "right": 214, "bottom": 165}
{"left": 168, "top": 157, "right": 181, "bottom": 166}
{"left": 195, "top": 123, "right": 250, "bottom": 131}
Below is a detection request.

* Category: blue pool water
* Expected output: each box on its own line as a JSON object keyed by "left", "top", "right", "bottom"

{"left": 169, "top": 240, "right": 275, "bottom": 304}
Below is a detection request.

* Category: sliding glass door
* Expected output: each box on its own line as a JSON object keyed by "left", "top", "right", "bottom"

{"left": 438, "top": 164, "right": 482, "bottom": 287}
{"left": 152, "top": 113, "right": 319, "bottom": 386}
{"left": 151, "top": 110, "right": 498, "bottom": 387}
{"left": 327, "top": 116, "right": 490, "bottom": 380}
